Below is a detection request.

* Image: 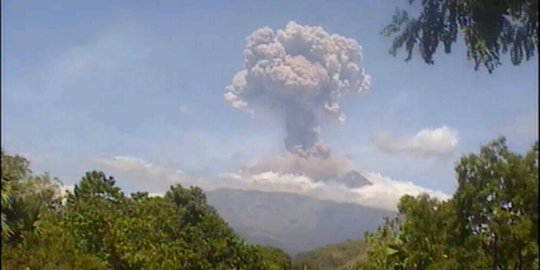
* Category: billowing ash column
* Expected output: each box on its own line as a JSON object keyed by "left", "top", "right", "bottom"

{"left": 225, "top": 21, "right": 371, "bottom": 159}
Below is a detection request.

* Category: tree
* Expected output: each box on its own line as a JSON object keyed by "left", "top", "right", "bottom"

{"left": 72, "top": 170, "right": 124, "bottom": 201}
{"left": 2, "top": 154, "right": 267, "bottom": 269}
{"left": 63, "top": 171, "right": 131, "bottom": 268}
{"left": 1, "top": 150, "right": 63, "bottom": 243}
{"left": 358, "top": 196, "right": 492, "bottom": 270}
{"left": 383, "top": 0, "right": 538, "bottom": 73}
{"left": 64, "top": 174, "right": 265, "bottom": 270}
{"left": 257, "top": 245, "right": 292, "bottom": 270}
{"left": 292, "top": 239, "right": 368, "bottom": 270}
{"left": 4, "top": 173, "right": 63, "bottom": 243}
{"left": 1, "top": 151, "right": 106, "bottom": 269}
{"left": 453, "top": 138, "right": 538, "bottom": 269}
{"left": 357, "top": 138, "right": 538, "bottom": 269}
{"left": 164, "top": 184, "right": 264, "bottom": 269}
{"left": 1, "top": 149, "right": 31, "bottom": 240}
{"left": 2, "top": 211, "right": 107, "bottom": 270}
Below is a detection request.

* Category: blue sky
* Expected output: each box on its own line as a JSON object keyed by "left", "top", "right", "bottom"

{"left": 2, "top": 0, "right": 538, "bottom": 196}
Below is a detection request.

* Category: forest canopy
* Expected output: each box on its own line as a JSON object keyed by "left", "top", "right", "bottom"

{"left": 0, "top": 149, "right": 285, "bottom": 270}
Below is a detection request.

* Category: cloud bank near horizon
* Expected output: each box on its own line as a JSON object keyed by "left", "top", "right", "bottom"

{"left": 91, "top": 155, "right": 450, "bottom": 211}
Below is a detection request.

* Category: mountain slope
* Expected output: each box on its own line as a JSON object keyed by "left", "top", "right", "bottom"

{"left": 206, "top": 189, "right": 395, "bottom": 255}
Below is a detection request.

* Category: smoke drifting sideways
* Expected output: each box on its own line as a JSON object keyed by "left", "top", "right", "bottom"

{"left": 225, "top": 21, "right": 371, "bottom": 159}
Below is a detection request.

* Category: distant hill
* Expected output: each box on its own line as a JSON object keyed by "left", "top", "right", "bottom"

{"left": 206, "top": 188, "right": 395, "bottom": 255}
{"left": 293, "top": 239, "right": 368, "bottom": 270}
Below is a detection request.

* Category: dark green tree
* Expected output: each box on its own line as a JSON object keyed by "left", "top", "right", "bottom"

{"left": 1, "top": 150, "right": 63, "bottom": 243}
{"left": 357, "top": 138, "right": 538, "bottom": 269}
{"left": 63, "top": 170, "right": 127, "bottom": 267}
{"left": 164, "top": 184, "right": 264, "bottom": 270}
{"left": 1, "top": 149, "right": 31, "bottom": 240}
{"left": 453, "top": 138, "right": 538, "bottom": 269}
{"left": 64, "top": 175, "right": 265, "bottom": 270}
{"left": 1, "top": 151, "right": 106, "bottom": 269}
{"left": 2, "top": 211, "right": 107, "bottom": 270}
{"left": 383, "top": 0, "right": 538, "bottom": 73}
{"left": 257, "top": 245, "right": 292, "bottom": 270}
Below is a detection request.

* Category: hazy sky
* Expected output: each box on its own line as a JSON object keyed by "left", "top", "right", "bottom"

{"left": 2, "top": 0, "right": 538, "bottom": 197}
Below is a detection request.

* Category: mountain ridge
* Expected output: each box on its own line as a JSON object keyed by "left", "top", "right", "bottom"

{"left": 206, "top": 188, "right": 396, "bottom": 255}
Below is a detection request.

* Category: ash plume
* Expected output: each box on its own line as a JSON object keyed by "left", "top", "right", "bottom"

{"left": 225, "top": 21, "right": 371, "bottom": 158}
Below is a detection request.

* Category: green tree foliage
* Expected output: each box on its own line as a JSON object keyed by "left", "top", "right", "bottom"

{"left": 1, "top": 151, "right": 107, "bottom": 269}
{"left": 292, "top": 239, "right": 367, "bottom": 270}
{"left": 453, "top": 138, "right": 539, "bottom": 269}
{"left": 383, "top": 0, "right": 538, "bottom": 73}
{"left": 356, "top": 138, "right": 539, "bottom": 269}
{"left": 257, "top": 245, "right": 292, "bottom": 270}
{"left": 4, "top": 138, "right": 536, "bottom": 269}
{"left": 63, "top": 171, "right": 129, "bottom": 266}
{"left": 1, "top": 150, "right": 63, "bottom": 243}
{"left": 2, "top": 212, "right": 108, "bottom": 270}
{"left": 2, "top": 151, "right": 266, "bottom": 269}
{"left": 1, "top": 149, "right": 31, "bottom": 240}
{"left": 63, "top": 173, "right": 265, "bottom": 269}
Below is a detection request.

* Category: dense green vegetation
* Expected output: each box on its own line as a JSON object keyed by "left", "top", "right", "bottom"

{"left": 258, "top": 245, "right": 293, "bottom": 270}
{"left": 354, "top": 138, "right": 539, "bottom": 269}
{"left": 2, "top": 137, "right": 537, "bottom": 269}
{"left": 292, "top": 138, "right": 538, "bottom": 270}
{"left": 0, "top": 149, "right": 289, "bottom": 270}
{"left": 292, "top": 239, "right": 367, "bottom": 270}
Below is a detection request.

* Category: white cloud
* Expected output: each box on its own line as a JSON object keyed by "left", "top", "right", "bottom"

{"left": 93, "top": 155, "right": 450, "bottom": 211}
{"left": 243, "top": 153, "right": 356, "bottom": 181}
{"left": 93, "top": 155, "right": 194, "bottom": 193}
{"left": 353, "top": 172, "right": 450, "bottom": 210}
{"left": 372, "top": 126, "right": 459, "bottom": 157}
{"left": 218, "top": 170, "right": 449, "bottom": 211}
